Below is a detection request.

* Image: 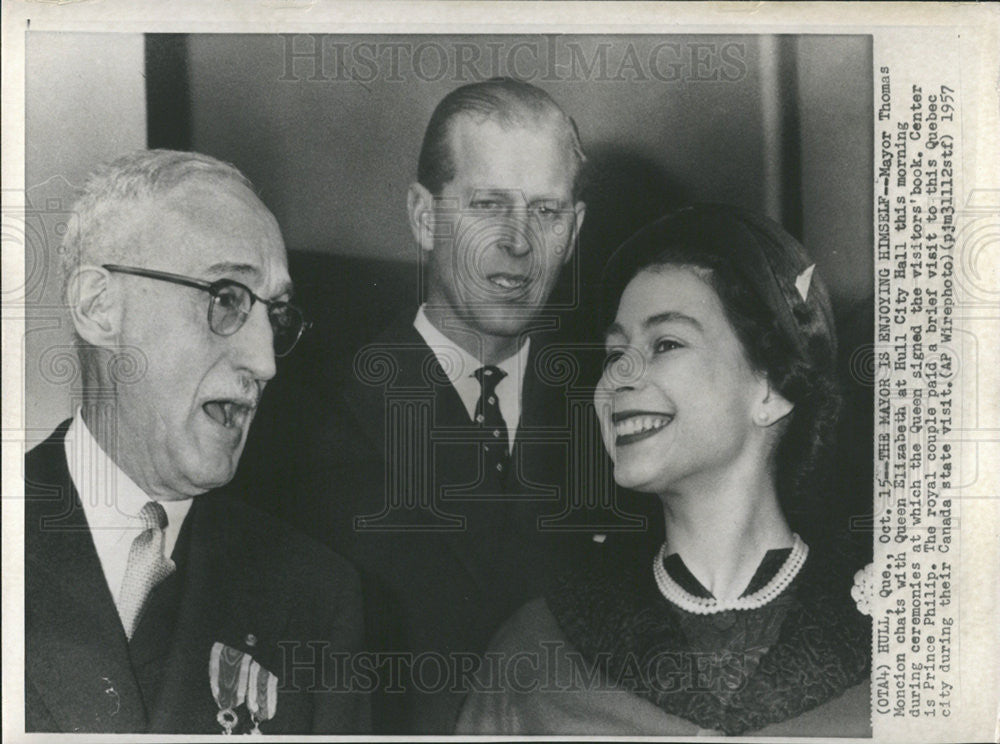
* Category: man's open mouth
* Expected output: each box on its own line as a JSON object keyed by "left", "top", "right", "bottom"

{"left": 612, "top": 411, "right": 673, "bottom": 445}
{"left": 202, "top": 400, "right": 255, "bottom": 430}
{"left": 486, "top": 273, "right": 530, "bottom": 291}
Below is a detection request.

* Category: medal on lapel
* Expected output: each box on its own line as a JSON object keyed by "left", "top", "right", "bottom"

{"left": 246, "top": 659, "right": 278, "bottom": 735}
{"left": 209, "top": 642, "right": 251, "bottom": 734}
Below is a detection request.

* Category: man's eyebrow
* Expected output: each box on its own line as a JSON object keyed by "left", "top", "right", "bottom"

{"left": 529, "top": 197, "right": 572, "bottom": 208}
{"left": 203, "top": 262, "right": 294, "bottom": 299}
{"left": 468, "top": 189, "right": 518, "bottom": 201}
{"left": 203, "top": 261, "right": 259, "bottom": 279}
{"left": 466, "top": 190, "right": 571, "bottom": 210}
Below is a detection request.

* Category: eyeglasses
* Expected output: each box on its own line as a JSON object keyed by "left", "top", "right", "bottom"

{"left": 103, "top": 264, "right": 311, "bottom": 357}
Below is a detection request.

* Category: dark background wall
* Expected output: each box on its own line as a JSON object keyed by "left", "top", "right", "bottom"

{"left": 181, "top": 33, "right": 872, "bottom": 303}
{"left": 180, "top": 34, "right": 873, "bottom": 400}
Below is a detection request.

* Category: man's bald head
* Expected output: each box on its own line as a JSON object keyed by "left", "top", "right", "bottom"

{"left": 61, "top": 149, "right": 256, "bottom": 292}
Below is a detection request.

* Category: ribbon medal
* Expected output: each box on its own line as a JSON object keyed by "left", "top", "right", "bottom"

{"left": 209, "top": 642, "right": 250, "bottom": 734}
{"left": 209, "top": 641, "right": 280, "bottom": 735}
{"left": 246, "top": 659, "right": 278, "bottom": 734}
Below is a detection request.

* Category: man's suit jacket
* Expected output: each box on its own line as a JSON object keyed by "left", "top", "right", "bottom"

{"left": 24, "top": 422, "right": 370, "bottom": 734}
{"left": 285, "top": 315, "right": 633, "bottom": 732}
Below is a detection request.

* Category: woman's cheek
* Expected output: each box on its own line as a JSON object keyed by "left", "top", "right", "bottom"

{"left": 593, "top": 382, "right": 616, "bottom": 460}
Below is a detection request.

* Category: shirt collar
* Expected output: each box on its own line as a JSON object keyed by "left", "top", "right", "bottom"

{"left": 412, "top": 304, "right": 530, "bottom": 386}
{"left": 65, "top": 407, "right": 192, "bottom": 601}
{"left": 412, "top": 305, "right": 530, "bottom": 447}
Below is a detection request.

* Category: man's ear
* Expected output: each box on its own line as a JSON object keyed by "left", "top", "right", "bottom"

{"left": 561, "top": 200, "right": 586, "bottom": 266}
{"left": 407, "top": 182, "right": 436, "bottom": 253}
{"left": 66, "top": 265, "right": 121, "bottom": 347}
{"left": 754, "top": 380, "right": 794, "bottom": 428}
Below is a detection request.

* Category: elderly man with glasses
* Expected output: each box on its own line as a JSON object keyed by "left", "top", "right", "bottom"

{"left": 23, "top": 150, "right": 369, "bottom": 734}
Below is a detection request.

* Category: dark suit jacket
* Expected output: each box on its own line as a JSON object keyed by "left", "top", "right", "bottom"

{"left": 24, "top": 422, "right": 370, "bottom": 734}
{"left": 282, "top": 315, "right": 644, "bottom": 732}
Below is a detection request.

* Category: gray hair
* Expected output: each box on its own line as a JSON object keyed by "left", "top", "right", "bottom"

{"left": 61, "top": 149, "right": 254, "bottom": 294}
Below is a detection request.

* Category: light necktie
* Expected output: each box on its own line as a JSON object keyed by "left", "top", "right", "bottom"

{"left": 473, "top": 365, "right": 509, "bottom": 484}
{"left": 118, "top": 500, "right": 176, "bottom": 639}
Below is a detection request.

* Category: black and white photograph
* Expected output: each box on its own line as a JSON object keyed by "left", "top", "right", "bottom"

{"left": 3, "top": 3, "right": 997, "bottom": 741}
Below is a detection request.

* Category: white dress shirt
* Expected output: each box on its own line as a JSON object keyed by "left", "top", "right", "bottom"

{"left": 65, "top": 408, "right": 192, "bottom": 611}
{"left": 413, "top": 305, "right": 530, "bottom": 452}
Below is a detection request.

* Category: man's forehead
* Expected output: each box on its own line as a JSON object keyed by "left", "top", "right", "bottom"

{"left": 127, "top": 181, "right": 289, "bottom": 289}
{"left": 450, "top": 111, "right": 565, "bottom": 153}
{"left": 158, "top": 177, "right": 273, "bottom": 227}
{"left": 446, "top": 114, "right": 577, "bottom": 193}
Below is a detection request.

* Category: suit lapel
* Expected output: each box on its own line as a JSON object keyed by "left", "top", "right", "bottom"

{"left": 346, "top": 318, "right": 473, "bottom": 519}
{"left": 348, "top": 319, "right": 499, "bottom": 593}
{"left": 346, "top": 318, "right": 471, "bottom": 441}
{"left": 515, "top": 334, "right": 568, "bottom": 503}
{"left": 343, "top": 318, "right": 577, "bottom": 608}
{"left": 25, "top": 429, "right": 147, "bottom": 732}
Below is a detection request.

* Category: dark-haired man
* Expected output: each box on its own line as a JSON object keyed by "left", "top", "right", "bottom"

{"left": 308, "top": 78, "right": 593, "bottom": 732}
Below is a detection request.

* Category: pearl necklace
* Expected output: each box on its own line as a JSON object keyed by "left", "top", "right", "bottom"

{"left": 652, "top": 533, "right": 809, "bottom": 615}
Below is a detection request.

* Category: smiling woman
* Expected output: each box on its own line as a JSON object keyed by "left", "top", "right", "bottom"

{"left": 457, "top": 205, "right": 872, "bottom": 736}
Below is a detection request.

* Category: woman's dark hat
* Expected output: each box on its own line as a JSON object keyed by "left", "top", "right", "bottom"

{"left": 600, "top": 204, "right": 837, "bottom": 369}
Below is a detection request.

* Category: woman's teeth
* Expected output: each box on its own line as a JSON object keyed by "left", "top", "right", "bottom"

{"left": 614, "top": 415, "right": 672, "bottom": 438}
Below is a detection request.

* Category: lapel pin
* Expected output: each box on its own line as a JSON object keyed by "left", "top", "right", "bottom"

{"left": 101, "top": 676, "right": 120, "bottom": 717}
